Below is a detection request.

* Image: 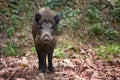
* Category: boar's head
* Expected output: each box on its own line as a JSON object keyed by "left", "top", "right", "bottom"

{"left": 34, "top": 7, "right": 60, "bottom": 44}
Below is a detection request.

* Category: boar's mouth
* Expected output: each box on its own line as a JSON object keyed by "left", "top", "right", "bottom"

{"left": 42, "top": 35, "right": 51, "bottom": 44}
{"left": 37, "top": 35, "right": 51, "bottom": 44}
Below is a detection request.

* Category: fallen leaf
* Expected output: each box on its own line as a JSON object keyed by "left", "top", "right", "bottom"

{"left": 91, "top": 71, "right": 100, "bottom": 79}
{"left": 1, "top": 58, "right": 7, "bottom": 67}
{"left": 85, "top": 57, "right": 97, "bottom": 70}
{"left": 0, "top": 69, "right": 6, "bottom": 75}
{"left": 18, "top": 57, "right": 28, "bottom": 68}
{"left": 63, "top": 58, "right": 74, "bottom": 68}
{"left": 80, "top": 49, "right": 86, "bottom": 54}
{"left": 0, "top": 77, "right": 5, "bottom": 80}
{"left": 16, "top": 78, "right": 25, "bottom": 80}
{"left": 74, "top": 75, "right": 85, "bottom": 80}
{"left": 87, "top": 49, "right": 99, "bottom": 59}
{"left": 63, "top": 58, "right": 71, "bottom": 63}
{"left": 81, "top": 45, "right": 90, "bottom": 51}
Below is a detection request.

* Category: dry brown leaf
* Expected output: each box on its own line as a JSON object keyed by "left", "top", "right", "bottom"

{"left": 81, "top": 45, "right": 90, "bottom": 51}
{"left": 80, "top": 49, "right": 86, "bottom": 54}
{"left": 1, "top": 58, "right": 7, "bottom": 67}
{"left": 63, "top": 58, "right": 74, "bottom": 68}
{"left": 65, "top": 51, "right": 73, "bottom": 57}
{"left": 16, "top": 78, "right": 25, "bottom": 80}
{"left": 0, "top": 77, "right": 5, "bottom": 80}
{"left": 17, "top": 57, "right": 28, "bottom": 68}
{"left": 91, "top": 71, "right": 100, "bottom": 79}
{"left": 87, "top": 49, "right": 99, "bottom": 59}
{"left": 0, "top": 69, "right": 6, "bottom": 75}
{"left": 85, "top": 57, "right": 97, "bottom": 70}
{"left": 16, "top": 33, "right": 25, "bottom": 38}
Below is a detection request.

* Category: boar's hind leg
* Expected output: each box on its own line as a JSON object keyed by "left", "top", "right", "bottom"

{"left": 48, "top": 50, "right": 54, "bottom": 73}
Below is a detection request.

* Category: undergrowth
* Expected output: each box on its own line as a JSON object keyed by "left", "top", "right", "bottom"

{"left": 2, "top": 41, "right": 19, "bottom": 56}
{"left": 0, "top": 0, "right": 120, "bottom": 61}
{"left": 95, "top": 43, "right": 120, "bottom": 61}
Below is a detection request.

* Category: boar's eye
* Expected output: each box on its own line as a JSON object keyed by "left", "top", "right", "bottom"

{"left": 39, "top": 26, "right": 43, "bottom": 29}
{"left": 38, "top": 24, "right": 43, "bottom": 29}
{"left": 50, "top": 29, "right": 54, "bottom": 32}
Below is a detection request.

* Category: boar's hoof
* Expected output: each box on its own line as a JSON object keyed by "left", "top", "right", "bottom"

{"left": 48, "top": 67, "right": 54, "bottom": 73}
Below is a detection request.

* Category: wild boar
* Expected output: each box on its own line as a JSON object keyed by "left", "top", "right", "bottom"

{"left": 32, "top": 7, "right": 60, "bottom": 73}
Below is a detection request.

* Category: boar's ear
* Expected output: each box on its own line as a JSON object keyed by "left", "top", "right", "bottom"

{"left": 54, "top": 14, "right": 60, "bottom": 26}
{"left": 35, "top": 13, "right": 41, "bottom": 23}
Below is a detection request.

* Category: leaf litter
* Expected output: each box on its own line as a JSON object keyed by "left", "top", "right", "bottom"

{"left": 0, "top": 45, "right": 120, "bottom": 80}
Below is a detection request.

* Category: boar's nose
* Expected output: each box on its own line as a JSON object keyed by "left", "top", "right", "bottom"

{"left": 43, "top": 35, "right": 50, "bottom": 42}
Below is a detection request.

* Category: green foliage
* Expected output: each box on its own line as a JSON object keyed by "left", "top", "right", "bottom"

{"left": 57, "top": 24, "right": 63, "bottom": 33}
{"left": 46, "top": 0, "right": 82, "bottom": 9}
{"left": 7, "top": 27, "right": 15, "bottom": 37}
{"left": 55, "top": 48, "right": 65, "bottom": 58}
{"left": 61, "top": 7, "right": 81, "bottom": 29}
{"left": 0, "top": 0, "right": 29, "bottom": 34}
{"left": 113, "top": 7, "right": 120, "bottom": 23}
{"left": 11, "top": 15, "right": 19, "bottom": 21}
{"left": 95, "top": 44, "right": 120, "bottom": 61}
{"left": 8, "top": 0, "right": 27, "bottom": 12}
{"left": 62, "top": 7, "right": 80, "bottom": 18}
{"left": 31, "top": 47, "right": 36, "bottom": 53}
{"left": 104, "top": 29, "right": 119, "bottom": 40}
{"left": 86, "top": 5, "right": 101, "bottom": 23}
{"left": 10, "top": 14, "right": 21, "bottom": 29}
{"left": 89, "top": 23, "right": 104, "bottom": 36}
{"left": 117, "top": 0, "right": 120, "bottom": 6}
{"left": 0, "top": 26, "right": 4, "bottom": 31}
{"left": 46, "top": 0, "right": 66, "bottom": 9}
{"left": 3, "top": 41, "right": 19, "bottom": 56}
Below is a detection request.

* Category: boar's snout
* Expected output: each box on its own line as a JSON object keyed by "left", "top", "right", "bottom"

{"left": 43, "top": 34, "right": 50, "bottom": 42}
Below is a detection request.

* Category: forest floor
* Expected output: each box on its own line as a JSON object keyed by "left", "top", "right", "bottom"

{"left": 0, "top": 49, "right": 120, "bottom": 80}
{"left": 0, "top": 32, "right": 120, "bottom": 80}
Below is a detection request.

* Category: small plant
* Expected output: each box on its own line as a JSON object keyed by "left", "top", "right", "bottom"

{"left": 89, "top": 23, "right": 104, "bottom": 36}
{"left": 113, "top": 7, "right": 120, "bottom": 23}
{"left": 95, "top": 44, "right": 120, "bottom": 61}
{"left": 0, "top": 25, "right": 4, "bottom": 31}
{"left": 31, "top": 47, "right": 36, "bottom": 53}
{"left": 7, "top": 27, "right": 15, "bottom": 37}
{"left": 3, "top": 41, "right": 18, "bottom": 56}
{"left": 55, "top": 48, "right": 65, "bottom": 58}
{"left": 104, "top": 29, "right": 119, "bottom": 40}
{"left": 86, "top": 5, "right": 101, "bottom": 23}
{"left": 11, "top": 15, "right": 19, "bottom": 20}
{"left": 57, "top": 24, "right": 63, "bottom": 33}
{"left": 117, "top": 0, "right": 120, "bottom": 7}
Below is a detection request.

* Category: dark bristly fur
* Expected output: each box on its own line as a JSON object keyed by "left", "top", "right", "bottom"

{"left": 32, "top": 7, "right": 60, "bottom": 73}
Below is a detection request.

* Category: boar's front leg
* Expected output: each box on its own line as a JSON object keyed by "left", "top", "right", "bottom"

{"left": 35, "top": 47, "right": 42, "bottom": 70}
{"left": 37, "top": 52, "right": 42, "bottom": 70}
{"left": 48, "top": 49, "right": 54, "bottom": 73}
{"left": 36, "top": 47, "right": 47, "bottom": 73}
{"left": 40, "top": 52, "right": 47, "bottom": 73}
